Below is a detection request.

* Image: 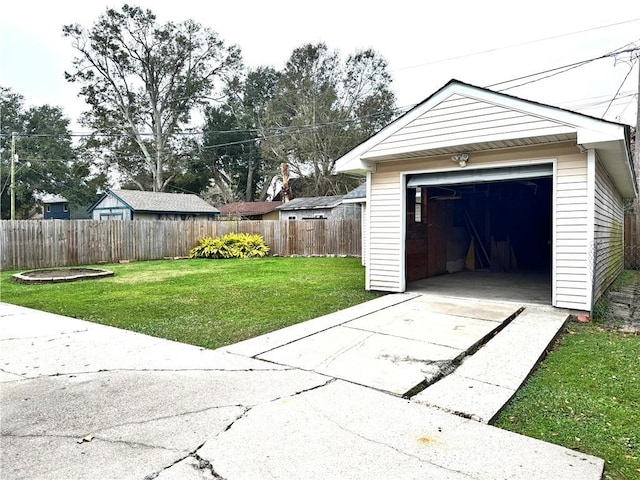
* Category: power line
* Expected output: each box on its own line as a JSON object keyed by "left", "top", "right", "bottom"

{"left": 391, "top": 18, "right": 640, "bottom": 73}
{"left": 602, "top": 57, "right": 638, "bottom": 117}
{"left": 2, "top": 46, "right": 636, "bottom": 146}
{"left": 487, "top": 47, "right": 640, "bottom": 91}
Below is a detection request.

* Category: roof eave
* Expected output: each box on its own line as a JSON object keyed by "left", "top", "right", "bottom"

{"left": 580, "top": 127, "right": 637, "bottom": 198}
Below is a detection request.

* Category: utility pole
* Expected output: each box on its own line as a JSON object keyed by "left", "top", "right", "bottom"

{"left": 10, "top": 132, "right": 16, "bottom": 220}
{"left": 635, "top": 51, "right": 639, "bottom": 174}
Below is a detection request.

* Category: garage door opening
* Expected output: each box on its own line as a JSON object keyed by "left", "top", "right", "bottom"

{"left": 405, "top": 166, "right": 552, "bottom": 304}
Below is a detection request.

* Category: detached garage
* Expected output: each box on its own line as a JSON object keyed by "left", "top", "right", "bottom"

{"left": 335, "top": 80, "right": 637, "bottom": 311}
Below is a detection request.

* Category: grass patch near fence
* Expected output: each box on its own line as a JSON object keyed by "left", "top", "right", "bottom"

{"left": 0, "top": 257, "right": 380, "bottom": 350}
{"left": 495, "top": 323, "right": 640, "bottom": 480}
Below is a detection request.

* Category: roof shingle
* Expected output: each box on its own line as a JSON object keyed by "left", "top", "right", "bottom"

{"left": 276, "top": 195, "right": 344, "bottom": 211}
{"left": 109, "top": 189, "right": 218, "bottom": 214}
{"left": 218, "top": 201, "right": 282, "bottom": 216}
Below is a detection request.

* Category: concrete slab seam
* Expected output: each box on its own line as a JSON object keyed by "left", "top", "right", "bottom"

{"left": 3, "top": 432, "right": 182, "bottom": 453}
{"left": 92, "top": 404, "right": 248, "bottom": 436}
{"left": 0, "top": 366, "right": 296, "bottom": 380}
{"left": 0, "top": 368, "right": 28, "bottom": 379}
{"left": 401, "top": 307, "right": 525, "bottom": 399}
{"left": 236, "top": 293, "right": 423, "bottom": 359}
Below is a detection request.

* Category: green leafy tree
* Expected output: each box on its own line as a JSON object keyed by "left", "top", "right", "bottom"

{"left": 199, "top": 67, "right": 280, "bottom": 203}
{"left": 63, "top": 4, "right": 242, "bottom": 192}
{"left": 0, "top": 87, "right": 103, "bottom": 219}
{"left": 261, "top": 43, "right": 397, "bottom": 196}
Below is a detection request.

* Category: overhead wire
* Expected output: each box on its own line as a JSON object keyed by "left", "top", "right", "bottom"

{"left": 391, "top": 17, "right": 640, "bottom": 73}
{"left": 602, "top": 60, "right": 637, "bottom": 118}
{"left": 1, "top": 38, "right": 637, "bottom": 146}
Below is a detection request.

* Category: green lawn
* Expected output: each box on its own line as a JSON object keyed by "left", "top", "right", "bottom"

{"left": 495, "top": 322, "right": 640, "bottom": 480}
{"left": 0, "top": 257, "right": 380, "bottom": 350}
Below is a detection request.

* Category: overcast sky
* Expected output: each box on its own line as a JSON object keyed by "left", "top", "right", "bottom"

{"left": 1, "top": 0, "right": 639, "bottom": 128}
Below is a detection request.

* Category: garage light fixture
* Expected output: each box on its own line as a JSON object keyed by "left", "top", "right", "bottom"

{"left": 451, "top": 153, "right": 469, "bottom": 167}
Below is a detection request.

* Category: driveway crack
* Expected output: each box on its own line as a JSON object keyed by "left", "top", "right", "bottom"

{"left": 306, "top": 403, "right": 479, "bottom": 479}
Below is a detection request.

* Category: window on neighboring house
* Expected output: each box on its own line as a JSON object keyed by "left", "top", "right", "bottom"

{"left": 46, "top": 205, "right": 51, "bottom": 213}
{"left": 63, "top": 204, "right": 68, "bottom": 212}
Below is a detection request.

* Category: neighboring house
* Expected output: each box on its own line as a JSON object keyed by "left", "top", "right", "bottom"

{"left": 218, "top": 201, "right": 281, "bottom": 220}
{"left": 88, "top": 189, "right": 219, "bottom": 220}
{"left": 341, "top": 184, "right": 367, "bottom": 266}
{"left": 335, "top": 79, "right": 637, "bottom": 311}
{"left": 42, "top": 195, "right": 70, "bottom": 220}
{"left": 276, "top": 195, "right": 361, "bottom": 221}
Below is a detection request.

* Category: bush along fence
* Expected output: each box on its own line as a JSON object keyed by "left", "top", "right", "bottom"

{"left": 0, "top": 219, "right": 361, "bottom": 271}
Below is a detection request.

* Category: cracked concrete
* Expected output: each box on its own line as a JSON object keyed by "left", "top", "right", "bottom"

{"left": 196, "top": 380, "right": 602, "bottom": 480}
{"left": 0, "top": 300, "right": 604, "bottom": 479}
{"left": 0, "top": 368, "right": 329, "bottom": 479}
{"left": 253, "top": 294, "right": 516, "bottom": 396}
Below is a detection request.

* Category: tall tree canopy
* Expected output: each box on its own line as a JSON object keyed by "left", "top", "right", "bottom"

{"left": 63, "top": 4, "right": 241, "bottom": 192}
{"left": 0, "top": 87, "right": 103, "bottom": 219}
{"left": 260, "top": 43, "right": 397, "bottom": 197}
{"left": 199, "top": 67, "right": 280, "bottom": 203}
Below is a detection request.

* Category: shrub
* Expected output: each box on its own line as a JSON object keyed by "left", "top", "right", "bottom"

{"left": 189, "top": 233, "right": 269, "bottom": 259}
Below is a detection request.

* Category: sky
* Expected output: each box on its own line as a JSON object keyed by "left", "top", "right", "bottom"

{"left": 1, "top": 0, "right": 639, "bottom": 130}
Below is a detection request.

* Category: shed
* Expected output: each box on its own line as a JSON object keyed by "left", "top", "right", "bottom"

{"left": 276, "top": 195, "right": 361, "bottom": 221}
{"left": 42, "top": 194, "right": 70, "bottom": 220}
{"left": 218, "top": 201, "right": 282, "bottom": 220}
{"left": 341, "top": 184, "right": 368, "bottom": 266}
{"left": 88, "top": 189, "right": 219, "bottom": 221}
{"left": 335, "top": 79, "right": 637, "bottom": 311}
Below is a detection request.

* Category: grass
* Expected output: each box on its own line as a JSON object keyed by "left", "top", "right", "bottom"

{"left": 495, "top": 324, "right": 640, "bottom": 479}
{"left": 0, "top": 257, "right": 380, "bottom": 350}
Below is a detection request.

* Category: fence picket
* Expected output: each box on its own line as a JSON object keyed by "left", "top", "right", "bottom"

{"left": 0, "top": 219, "right": 361, "bottom": 270}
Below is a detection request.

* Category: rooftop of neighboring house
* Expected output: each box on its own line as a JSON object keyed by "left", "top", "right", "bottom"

{"left": 342, "top": 183, "right": 366, "bottom": 202}
{"left": 218, "top": 201, "right": 282, "bottom": 216}
{"left": 91, "top": 189, "right": 219, "bottom": 214}
{"left": 276, "top": 195, "right": 345, "bottom": 211}
{"left": 41, "top": 194, "right": 68, "bottom": 204}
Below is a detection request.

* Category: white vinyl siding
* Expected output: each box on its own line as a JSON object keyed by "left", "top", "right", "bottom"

{"left": 593, "top": 157, "right": 624, "bottom": 302}
{"left": 366, "top": 145, "right": 597, "bottom": 310}
{"left": 554, "top": 154, "right": 590, "bottom": 310}
{"left": 364, "top": 94, "right": 575, "bottom": 159}
{"left": 367, "top": 171, "right": 403, "bottom": 291}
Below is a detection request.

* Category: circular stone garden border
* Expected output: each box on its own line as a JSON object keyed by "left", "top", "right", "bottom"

{"left": 12, "top": 268, "right": 114, "bottom": 284}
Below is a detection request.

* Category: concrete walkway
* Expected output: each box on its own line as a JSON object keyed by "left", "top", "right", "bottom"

{"left": 0, "top": 298, "right": 604, "bottom": 480}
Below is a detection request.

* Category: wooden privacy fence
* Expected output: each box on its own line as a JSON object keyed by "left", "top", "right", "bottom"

{"left": 0, "top": 219, "right": 362, "bottom": 271}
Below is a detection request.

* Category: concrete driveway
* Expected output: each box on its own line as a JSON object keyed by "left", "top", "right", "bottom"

{"left": 0, "top": 296, "right": 603, "bottom": 480}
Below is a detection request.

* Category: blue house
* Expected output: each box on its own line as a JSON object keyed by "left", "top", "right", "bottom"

{"left": 42, "top": 195, "right": 70, "bottom": 220}
{"left": 88, "top": 189, "right": 219, "bottom": 221}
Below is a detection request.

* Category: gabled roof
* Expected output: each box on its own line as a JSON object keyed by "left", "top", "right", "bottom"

{"left": 218, "top": 201, "right": 282, "bottom": 216}
{"left": 41, "top": 194, "right": 68, "bottom": 204}
{"left": 89, "top": 189, "right": 219, "bottom": 214}
{"left": 276, "top": 195, "right": 344, "bottom": 211}
{"left": 335, "top": 79, "right": 636, "bottom": 198}
{"left": 342, "top": 183, "right": 366, "bottom": 202}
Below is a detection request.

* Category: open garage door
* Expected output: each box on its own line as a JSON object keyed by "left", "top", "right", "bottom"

{"left": 405, "top": 163, "right": 553, "bottom": 302}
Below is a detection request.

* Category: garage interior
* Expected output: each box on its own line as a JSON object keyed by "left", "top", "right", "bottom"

{"left": 405, "top": 166, "right": 553, "bottom": 305}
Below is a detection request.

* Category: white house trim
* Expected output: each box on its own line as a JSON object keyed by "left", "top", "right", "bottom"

{"left": 586, "top": 149, "right": 597, "bottom": 310}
